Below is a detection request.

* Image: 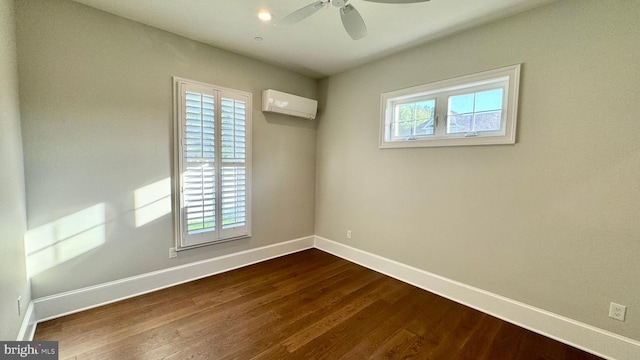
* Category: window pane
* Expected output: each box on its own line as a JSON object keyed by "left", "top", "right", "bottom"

{"left": 393, "top": 99, "right": 435, "bottom": 138}
{"left": 448, "top": 93, "right": 474, "bottom": 114}
{"left": 394, "top": 104, "right": 414, "bottom": 137}
{"left": 475, "top": 88, "right": 503, "bottom": 112}
{"left": 414, "top": 100, "right": 435, "bottom": 136}
{"left": 474, "top": 111, "right": 502, "bottom": 131}
{"left": 447, "top": 114, "right": 472, "bottom": 134}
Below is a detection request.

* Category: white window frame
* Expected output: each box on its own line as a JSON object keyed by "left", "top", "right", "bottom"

{"left": 380, "top": 64, "right": 521, "bottom": 148}
{"left": 173, "top": 77, "right": 252, "bottom": 250}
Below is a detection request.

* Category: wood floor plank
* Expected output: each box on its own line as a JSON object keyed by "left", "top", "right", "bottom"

{"left": 294, "top": 299, "right": 398, "bottom": 359}
{"left": 281, "top": 276, "right": 389, "bottom": 353}
{"left": 339, "top": 287, "right": 437, "bottom": 359}
{"left": 483, "top": 321, "right": 527, "bottom": 359}
{"left": 249, "top": 344, "right": 295, "bottom": 360}
{"left": 456, "top": 313, "right": 502, "bottom": 360}
{"left": 34, "top": 249, "right": 604, "bottom": 360}
{"left": 367, "top": 329, "right": 418, "bottom": 360}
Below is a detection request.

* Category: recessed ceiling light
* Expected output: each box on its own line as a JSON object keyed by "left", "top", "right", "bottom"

{"left": 258, "top": 11, "right": 272, "bottom": 22}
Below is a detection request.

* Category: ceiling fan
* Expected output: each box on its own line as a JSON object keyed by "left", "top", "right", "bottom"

{"left": 276, "top": 0, "right": 431, "bottom": 40}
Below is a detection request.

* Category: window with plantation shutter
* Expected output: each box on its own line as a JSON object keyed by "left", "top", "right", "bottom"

{"left": 174, "top": 78, "right": 251, "bottom": 249}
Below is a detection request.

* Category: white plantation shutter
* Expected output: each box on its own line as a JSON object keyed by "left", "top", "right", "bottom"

{"left": 219, "top": 93, "right": 248, "bottom": 239}
{"left": 175, "top": 80, "right": 251, "bottom": 248}
{"left": 183, "top": 87, "right": 216, "bottom": 241}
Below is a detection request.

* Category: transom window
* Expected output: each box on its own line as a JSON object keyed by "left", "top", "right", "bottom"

{"left": 173, "top": 78, "right": 252, "bottom": 250}
{"left": 380, "top": 64, "right": 520, "bottom": 148}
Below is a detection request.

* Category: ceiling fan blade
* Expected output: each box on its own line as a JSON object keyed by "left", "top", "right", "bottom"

{"left": 340, "top": 4, "right": 367, "bottom": 40}
{"left": 361, "top": 0, "right": 430, "bottom": 3}
{"left": 276, "top": 1, "right": 326, "bottom": 27}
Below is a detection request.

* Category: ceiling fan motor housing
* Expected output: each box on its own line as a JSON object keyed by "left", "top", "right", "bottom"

{"left": 332, "top": 0, "right": 347, "bottom": 8}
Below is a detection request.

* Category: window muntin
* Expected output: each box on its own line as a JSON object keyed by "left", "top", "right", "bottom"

{"left": 174, "top": 78, "right": 251, "bottom": 250}
{"left": 380, "top": 64, "right": 520, "bottom": 148}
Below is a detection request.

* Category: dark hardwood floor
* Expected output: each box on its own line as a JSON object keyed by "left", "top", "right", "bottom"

{"left": 34, "top": 249, "right": 602, "bottom": 359}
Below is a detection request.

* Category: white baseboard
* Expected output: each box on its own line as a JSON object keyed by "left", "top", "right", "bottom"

{"left": 313, "top": 236, "right": 640, "bottom": 360}
{"left": 33, "top": 236, "right": 314, "bottom": 323}
{"left": 16, "top": 301, "right": 37, "bottom": 341}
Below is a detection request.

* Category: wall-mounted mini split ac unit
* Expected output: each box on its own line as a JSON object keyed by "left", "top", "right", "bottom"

{"left": 262, "top": 89, "right": 318, "bottom": 120}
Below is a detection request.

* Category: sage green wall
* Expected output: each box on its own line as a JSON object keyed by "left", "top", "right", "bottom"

{"left": 16, "top": 0, "right": 317, "bottom": 299}
{"left": 0, "top": 0, "right": 31, "bottom": 340}
{"left": 315, "top": 0, "right": 640, "bottom": 341}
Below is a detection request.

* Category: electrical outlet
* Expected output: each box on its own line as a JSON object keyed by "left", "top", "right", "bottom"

{"left": 346, "top": 230, "right": 352, "bottom": 239}
{"left": 169, "top": 247, "right": 178, "bottom": 259}
{"left": 17, "top": 296, "right": 21, "bottom": 316}
{"left": 609, "top": 302, "right": 626, "bottom": 321}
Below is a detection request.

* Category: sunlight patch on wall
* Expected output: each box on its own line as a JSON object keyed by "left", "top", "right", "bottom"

{"left": 134, "top": 177, "right": 171, "bottom": 227}
{"left": 26, "top": 203, "right": 106, "bottom": 277}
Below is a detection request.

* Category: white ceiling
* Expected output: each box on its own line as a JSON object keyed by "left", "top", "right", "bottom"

{"left": 71, "top": 0, "right": 555, "bottom": 79}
